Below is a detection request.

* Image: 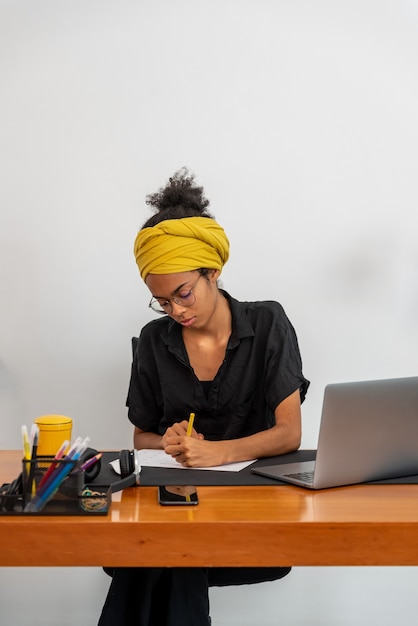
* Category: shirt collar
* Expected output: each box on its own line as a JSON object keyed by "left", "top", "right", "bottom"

{"left": 162, "top": 290, "right": 255, "bottom": 352}
{"left": 220, "top": 290, "right": 255, "bottom": 346}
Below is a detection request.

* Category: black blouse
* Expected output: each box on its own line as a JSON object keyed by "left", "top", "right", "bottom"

{"left": 126, "top": 291, "right": 309, "bottom": 441}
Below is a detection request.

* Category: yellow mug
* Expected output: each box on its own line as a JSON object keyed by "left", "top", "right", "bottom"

{"left": 33, "top": 415, "right": 73, "bottom": 457}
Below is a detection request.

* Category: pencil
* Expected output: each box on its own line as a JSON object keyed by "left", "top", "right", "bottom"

{"left": 186, "top": 412, "right": 195, "bottom": 437}
{"left": 80, "top": 452, "right": 103, "bottom": 471}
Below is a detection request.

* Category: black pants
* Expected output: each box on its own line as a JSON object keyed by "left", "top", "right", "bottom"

{"left": 98, "top": 566, "right": 291, "bottom": 626}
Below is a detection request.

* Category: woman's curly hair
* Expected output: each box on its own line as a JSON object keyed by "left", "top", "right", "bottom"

{"left": 142, "top": 167, "right": 213, "bottom": 228}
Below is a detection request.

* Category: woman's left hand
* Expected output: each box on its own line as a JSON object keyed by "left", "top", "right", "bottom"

{"left": 164, "top": 435, "right": 226, "bottom": 468}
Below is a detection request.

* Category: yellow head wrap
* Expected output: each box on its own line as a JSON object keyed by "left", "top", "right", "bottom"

{"left": 134, "top": 216, "right": 230, "bottom": 281}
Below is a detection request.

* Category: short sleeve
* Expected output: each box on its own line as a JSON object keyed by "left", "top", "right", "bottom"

{"left": 126, "top": 328, "right": 164, "bottom": 432}
{"left": 260, "top": 302, "right": 309, "bottom": 410}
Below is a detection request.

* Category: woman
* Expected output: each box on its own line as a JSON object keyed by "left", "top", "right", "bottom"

{"left": 99, "top": 168, "right": 309, "bottom": 626}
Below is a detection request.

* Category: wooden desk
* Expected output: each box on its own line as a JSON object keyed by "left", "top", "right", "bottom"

{"left": 2, "top": 450, "right": 418, "bottom": 567}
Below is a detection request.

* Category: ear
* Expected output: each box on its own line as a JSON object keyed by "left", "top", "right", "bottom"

{"left": 209, "top": 269, "right": 221, "bottom": 282}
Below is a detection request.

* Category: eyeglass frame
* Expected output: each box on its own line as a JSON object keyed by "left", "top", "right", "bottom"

{"left": 148, "top": 272, "right": 203, "bottom": 314}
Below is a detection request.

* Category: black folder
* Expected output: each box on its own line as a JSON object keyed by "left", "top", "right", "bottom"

{"left": 93, "top": 451, "right": 418, "bottom": 488}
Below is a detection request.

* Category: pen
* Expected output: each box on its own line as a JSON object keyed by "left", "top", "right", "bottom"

{"left": 21, "top": 425, "right": 31, "bottom": 480}
{"left": 186, "top": 412, "right": 195, "bottom": 437}
{"left": 33, "top": 436, "right": 82, "bottom": 499}
{"left": 24, "top": 437, "right": 90, "bottom": 512}
{"left": 37, "top": 439, "right": 69, "bottom": 490}
{"left": 21, "top": 425, "right": 31, "bottom": 461}
{"left": 28, "top": 425, "right": 39, "bottom": 497}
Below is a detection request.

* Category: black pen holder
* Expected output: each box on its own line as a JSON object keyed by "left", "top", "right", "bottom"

{"left": 0, "top": 456, "right": 110, "bottom": 515}
{"left": 22, "top": 456, "right": 83, "bottom": 506}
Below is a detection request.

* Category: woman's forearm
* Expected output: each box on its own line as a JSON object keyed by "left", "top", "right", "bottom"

{"left": 219, "top": 421, "right": 301, "bottom": 465}
{"left": 134, "top": 427, "right": 163, "bottom": 450}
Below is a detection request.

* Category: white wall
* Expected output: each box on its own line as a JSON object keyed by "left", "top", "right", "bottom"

{"left": 1, "top": 1, "right": 418, "bottom": 624}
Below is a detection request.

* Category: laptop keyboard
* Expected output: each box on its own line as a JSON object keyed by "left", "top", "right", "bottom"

{"left": 283, "top": 470, "right": 314, "bottom": 483}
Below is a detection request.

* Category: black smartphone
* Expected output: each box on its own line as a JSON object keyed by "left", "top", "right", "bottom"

{"left": 158, "top": 485, "right": 199, "bottom": 505}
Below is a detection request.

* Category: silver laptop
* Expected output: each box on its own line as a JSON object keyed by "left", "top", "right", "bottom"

{"left": 252, "top": 376, "right": 418, "bottom": 489}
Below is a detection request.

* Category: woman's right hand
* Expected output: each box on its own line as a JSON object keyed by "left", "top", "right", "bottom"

{"left": 162, "top": 420, "right": 203, "bottom": 451}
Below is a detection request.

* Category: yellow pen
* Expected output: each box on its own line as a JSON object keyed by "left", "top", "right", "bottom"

{"left": 186, "top": 412, "right": 195, "bottom": 437}
{"left": 21, "top": 425, "right": 31, "bottom": 460}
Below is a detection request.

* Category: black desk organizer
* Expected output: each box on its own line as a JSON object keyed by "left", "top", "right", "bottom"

{"left": 0, "top": 456, "right": 111, "bottom": 516}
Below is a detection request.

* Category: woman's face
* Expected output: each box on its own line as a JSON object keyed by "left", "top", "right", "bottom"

{"left": 146, "top": 269, "right": 220, "bottom": 330}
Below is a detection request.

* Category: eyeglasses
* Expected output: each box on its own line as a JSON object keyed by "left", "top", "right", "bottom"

{"left": 148, "top": 274, "right": 203, "bottom": 314}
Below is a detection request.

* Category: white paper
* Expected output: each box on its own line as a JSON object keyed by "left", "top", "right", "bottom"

{"left": 110, "top": 450, "right": 256, "bottom": 473}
